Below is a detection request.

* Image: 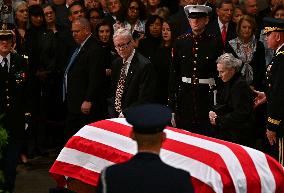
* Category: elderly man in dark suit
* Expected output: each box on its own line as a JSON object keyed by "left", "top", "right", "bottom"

{"left": 97, "top": 104, "right": 194, "bottom": 193}
{"left": 108, "top": 28, "right": 156, "bottom": 118}
{"left": 63, "top": 17, "right": 106, "bottom": 139}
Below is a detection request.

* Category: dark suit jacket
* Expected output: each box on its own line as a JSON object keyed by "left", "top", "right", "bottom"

{"left": 207, "top": 19, "right": 237, "bottom": 53}
{"left": 97, "top": 152, "right": 194, "bottom": 193}
{"left": 66, "top": 35, "right": 106, "bottom": 119}
{"left": 108, "top": 51, "right": 156, "bottom": 117}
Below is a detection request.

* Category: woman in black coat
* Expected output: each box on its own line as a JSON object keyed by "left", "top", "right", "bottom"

{"left": 151, "top": 19, "right": 177, "bottom": 105}
{"left": 94, "top": 20, "right": 118, "bottom": 97}
{"left": 209, "top": 53, "right": 255, "bottom": 147}
{"left": 137, "top": 15, "right": 163, "bottom": 61}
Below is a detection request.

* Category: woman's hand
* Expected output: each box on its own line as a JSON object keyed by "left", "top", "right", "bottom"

{"left": 209, "top": 111, "right": 217, "bottom": 125}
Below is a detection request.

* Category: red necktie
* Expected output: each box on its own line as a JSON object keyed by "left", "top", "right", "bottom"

{"left": 221, "top": 24, "right": 227, "bottom": 46}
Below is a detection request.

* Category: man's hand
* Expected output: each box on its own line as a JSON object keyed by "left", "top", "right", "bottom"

{"left": 266, "top": 129, "right": 277, "bottom": 145}
{"left": 81, "top": 101, "right": 92, "bottom": 115}
{"left": 253, "top": 90, "right": 266, "bottom": 108}
{"left": 209, "top": 111, "right": 217, "bottom": 125}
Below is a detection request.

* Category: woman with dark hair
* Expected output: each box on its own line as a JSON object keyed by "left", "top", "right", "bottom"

{"left": 138, "top": 15, "right": 163, "bottom": 60}
{"left": 25, "top": 4, "right": 47, "bottom": 157}
{"left": 35, "top": 3, "right": 69, "bottom": 150}
{"left": 86, "top": 8, "right": 104, "bottom": 31}
{"left": 94, "top": 20, "right": 118, "bottom": 94}
{"left": 146, "top": 0, "right": 161, "bottom": 16}
{"left": 114, "top": 0, "right": 147, "bottom": 35}
{"left": 272, "top": 3, "right": 284, "bottom": 19}
{"left": 152, "top": 19, "right": 177, "bottom": 105}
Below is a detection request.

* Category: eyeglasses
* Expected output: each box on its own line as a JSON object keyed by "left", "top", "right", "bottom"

{"left": 115, "top": 40, "right": 131, "bottom": 49}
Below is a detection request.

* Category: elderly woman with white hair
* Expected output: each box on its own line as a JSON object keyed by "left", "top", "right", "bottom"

{"left": 209, "top": 53, "right": 255, "bottom": 147}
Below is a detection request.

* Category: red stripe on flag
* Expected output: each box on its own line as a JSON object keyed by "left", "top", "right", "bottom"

{"left": 89, "top": 120, "right": 132, "bottom": 136}
{"left": 166, "top": 126, "right": 262, "bottom": 193}
{"left": 265, "top": 154, "right": 284, "bottom": 193}
{"left": 164, "top": 138, "right": 236, "bottom": 193}
{"left": 50, "top": 160, "right": 101, "bottom": 187}
{"left": 191, "top": 177, "right": 216, "bottom": 193}
{"left": 65, "top": 136, "right": 133, "bottom": 164}
{"left": 206, "top": 137, "right": 261, "bottom": 193}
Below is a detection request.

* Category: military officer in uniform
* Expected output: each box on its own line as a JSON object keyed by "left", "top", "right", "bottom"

{"left": 97, "top": 104, "right": 194, "bottom": 193}
{"left": 169, "top": 5, "right": 222, "bottom": 135}
{"left": 254, "top": 17, "right": 284, "bottom": 165}
{"left": 0, "top": 25, "right": 31, "bottom": 192}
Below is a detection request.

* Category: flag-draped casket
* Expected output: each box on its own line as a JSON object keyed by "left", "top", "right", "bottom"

{"left": 49, "top": 118, "right": 284, "bottom": 193}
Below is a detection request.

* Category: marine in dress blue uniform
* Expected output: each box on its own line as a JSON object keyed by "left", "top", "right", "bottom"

{"left": 169, "top": 5, "right": 222, "bottom": 135}
{"left": 97, "top": 104, "right": 194, "bottom": 193}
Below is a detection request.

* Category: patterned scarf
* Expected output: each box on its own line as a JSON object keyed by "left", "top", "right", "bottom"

{"left": 229, "top": 36, "right": 257, "bottom": 84}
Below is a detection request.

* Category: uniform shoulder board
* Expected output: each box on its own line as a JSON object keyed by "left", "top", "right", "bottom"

{"left": 177, "top": 33, "right": 192, "bottom": 40}
{"left": 276, "top": 51, "right": 284, "bottom": 56}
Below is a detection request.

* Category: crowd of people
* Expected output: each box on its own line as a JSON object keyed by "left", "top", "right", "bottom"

{"left": 0, "top": 0, "right": 284, "bottom": 192}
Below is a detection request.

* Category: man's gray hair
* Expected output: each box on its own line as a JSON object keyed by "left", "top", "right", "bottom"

{"left": 216, "top": 53, "right": 243, "bottom": 71}
{"left": 113, "top": 28, "right": 132, "bottom": 40}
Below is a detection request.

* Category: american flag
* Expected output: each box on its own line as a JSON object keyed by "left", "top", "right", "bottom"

{"left": 49, "top": 118, "right": 284, "bottom": 193}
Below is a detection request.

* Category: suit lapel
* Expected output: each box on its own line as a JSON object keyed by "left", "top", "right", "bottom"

{"left": 72, "top": 35, "right": 93, "bottom": 64}
{"left": 123, "top": 53, "right": 137, "bottom": 95}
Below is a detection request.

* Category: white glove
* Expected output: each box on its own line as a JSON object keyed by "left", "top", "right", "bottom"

{"left": 171, "top": 113, "right": 176, "bottom": 127}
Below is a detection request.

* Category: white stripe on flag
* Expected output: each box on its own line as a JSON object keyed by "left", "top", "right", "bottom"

{"left": 75, "top": 125, "right": 137, "bottom": 154}
{"left": 110, "top": 118, "right": 247, "bottom": 193}
{"left": 165, "top": 129, "right": 247, "bottom": 193}
{"left": 56, "top": 147, "right": 115, "bottom": 173}
{"left": 160, "top": 149, "right": 223, "bottom": 193}
{"left": 243, "top": 146, "right": 276, "bottom": 193}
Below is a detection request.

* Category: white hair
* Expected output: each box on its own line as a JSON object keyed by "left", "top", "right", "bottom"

{"left": 13, "top": 0, "right": 28, "bottom": 13}
{"left": 216, "top": 53, "right": 242, "bottom": 71}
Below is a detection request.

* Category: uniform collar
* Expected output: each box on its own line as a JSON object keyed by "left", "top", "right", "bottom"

{"left": 0, "top": 53, "right": 11, "bottom": 68}
{"left": 276, "top": 42, "right": 284, "bottom": 54}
